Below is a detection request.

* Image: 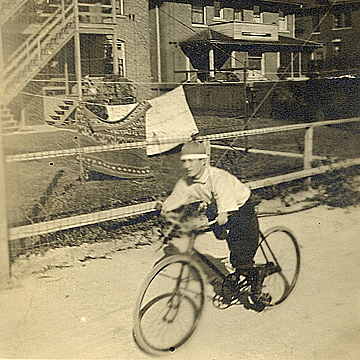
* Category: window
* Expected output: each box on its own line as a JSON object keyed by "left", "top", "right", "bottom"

{"left": 192, "top": 1, "right": 205, "bottom": 25}
{"left": 248, "top": 55, "right": 262, "bottom": 71}
{"left": 333, "top": 39, "right": 342, "bottom": 55}
{"left": 333, "top": 11, "right": 352, "bottom": 29}
{"left": 213, "top": 1, "right": 223, "bottom": 18}
{"left": 279, "top": 10, "right": 288, "bottom": 31}
{"left": 333, "top": 13, "right": 342, "bottom": 28}
{"left": 117, "top": 39, "right": 126, "bottom": 77}
{"left": 103, "top": 37, "right": 126, "bottom": 76}
{"left": 253, "top": 5, "right": 262, "bottom": 23}
{"left": 234, "top": 6, "right": 243, "bottom": 20}
{"left": 248, "top": 52, "right": 263, "bottom": 78}
{"left": 312, "top": 14, "right": 320, "bottom": 33}
{"left": 344, "top": 11, "right": 351, "bottom": 27}
{"left": 115, "top": 0, "right": 124, "bottom": 15}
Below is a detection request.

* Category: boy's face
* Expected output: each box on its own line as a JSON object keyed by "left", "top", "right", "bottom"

{"left": 181, "top": 158, "right": 205, "bottom": 179}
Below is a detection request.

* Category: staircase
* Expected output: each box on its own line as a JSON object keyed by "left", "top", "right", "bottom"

{"left": 3, "top": 3, "right": 75, "bottom": 106}
{"left": 45, "top": 98, "right": 77, "bottom": 127}
{"left": 0, "top": 105, "right": 18, "bottom": 133}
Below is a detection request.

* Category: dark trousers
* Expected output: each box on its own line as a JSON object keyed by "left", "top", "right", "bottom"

{"left": 208, "top": 197, "right": 259, "bottom": 268}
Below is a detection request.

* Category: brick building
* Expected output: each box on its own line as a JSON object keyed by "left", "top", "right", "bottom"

{"left": 295, "top": 0, "right": 360, "bottom": 76}
{"left": 148, "top": 0, "right": 322, "bottom": 91}
{"left": 0, "top": 0, "right": 151, "bottom": 129}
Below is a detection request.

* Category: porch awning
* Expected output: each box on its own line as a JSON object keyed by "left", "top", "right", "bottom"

{"left": 179, "top": 28, "right": 323, "bottom": 52}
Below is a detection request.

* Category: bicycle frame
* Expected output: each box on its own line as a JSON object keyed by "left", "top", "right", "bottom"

{"left": 180, "top": 227, "right": 278, "bottom": 284}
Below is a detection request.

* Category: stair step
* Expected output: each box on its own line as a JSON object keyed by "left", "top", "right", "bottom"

{"left": 2, "top": 120, "right": 17, "bottom": 126}
{"left": 50, "top": 115, "right": 61, "bottom": 121}
{"left": 0, "top": 106, "right": 16, "bottom": 132}
{"left": 55, "top": 110, "right": 65, "bottom": 115}
{"left": 0, "top": 109, "right": 12, "bottom": 116}
{"left": 59, "top": 105, "right": 70, "bottom": 110}
{"left": 25, "top": 64, "right": 39, "bottom": 71}
{"left": 1, "top": 126, "right": 18, "bottom": 134}
{"left": 1, "top": 120, "right": 18, "bottom": 133}
{"left": 1, "top": 115, "right": 14, "bottom": 121}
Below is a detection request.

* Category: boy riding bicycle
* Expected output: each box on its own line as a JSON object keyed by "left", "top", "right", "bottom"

{"left": 161, "top": 141, "right": 259, "bottom": 277}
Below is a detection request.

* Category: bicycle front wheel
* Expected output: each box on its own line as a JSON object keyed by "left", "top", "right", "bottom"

{"left": 133, "top": 254, "right": 205, "bottom": 355}
{"left": 255, "top": 226, "right": 300, "bottom": 306}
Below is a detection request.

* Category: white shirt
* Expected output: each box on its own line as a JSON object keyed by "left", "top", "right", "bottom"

{"left": 162, "top": 166, "right": 251, "bottom": 214}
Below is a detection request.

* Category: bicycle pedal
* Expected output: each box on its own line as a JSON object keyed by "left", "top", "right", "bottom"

{"left": 258, "top": 293, "right": 272, "bottom": 306}
{"left": 212, "top": 294, "right": 232, "bottom": 309}
{"left": 242, "top": 294, "right": 266, "bottom": 312}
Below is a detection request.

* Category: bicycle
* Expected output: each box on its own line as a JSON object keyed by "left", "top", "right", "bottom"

{"left": 133, "top": 209, "right": 300, "bottom": 356}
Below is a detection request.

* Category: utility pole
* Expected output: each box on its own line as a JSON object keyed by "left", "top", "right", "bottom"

{"left": 0, "top": 125, "right": 10, "bottom": 283}
{"left": 74, "top": 0, "right": 82, "bottom": 99}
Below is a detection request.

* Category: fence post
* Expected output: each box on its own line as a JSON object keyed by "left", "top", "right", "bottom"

{"left": 74, "top": 0, "right": 82, "bottom": 99}
{"left": 0, "top": 30, "right": 10, "bottom": 281}
{"left": 304, "top": 126, "right": 314, "bottom": 187}
{"left": 19, "top": 107, "right": 26, "bottom": 129}
{"left": 0, "top": 128, "right": 10, "bottom": 283}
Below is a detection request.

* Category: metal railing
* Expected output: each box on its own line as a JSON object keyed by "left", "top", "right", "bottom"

{"left": 3, "top": 3, "right": 75, "bottom": 104}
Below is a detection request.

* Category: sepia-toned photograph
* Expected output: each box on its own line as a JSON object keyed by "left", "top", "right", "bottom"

{"left": 0, "top": 0, "right": 359, "bottom": 359}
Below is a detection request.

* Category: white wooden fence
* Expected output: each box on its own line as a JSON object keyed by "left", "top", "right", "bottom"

{"left": 1, "top": 116, "right": 360, "bottom": 280}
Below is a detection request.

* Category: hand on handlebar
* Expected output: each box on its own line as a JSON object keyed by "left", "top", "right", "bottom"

{"left": 216, "top": 212, "right": 228, "bottom": 226}
{"left": 155, "top": 200, "right": 163, "bottom": 212}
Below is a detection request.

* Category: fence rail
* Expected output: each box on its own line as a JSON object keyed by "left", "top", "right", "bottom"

{"left": 8, "top": 156, "right": 360, "bottom": 241}
{"left": 5, "top": 117, "right": 360, "bottom": 242}
{"left": 5, "top": 117, "right": 360, "bottom": 163}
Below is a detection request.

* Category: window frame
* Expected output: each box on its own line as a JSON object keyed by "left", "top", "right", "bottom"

{"left": 332, "top": 38, "right": 342, "bottom": 56}
{"left": 278, "top": 10, "right": 288, "bottom": 32}
{"left": 333, "top": 12, "right": 342, "bottom": 28}
{"left": 213, "top": 0, "right": 224, "bottom": 19}
{"left": 117, "top": 39, "right": 126, "bottom": 77}
{"left": 234, "top": 6, "right": 243, "bottom": 20}
{"left": 253, "top": 5, "right": 262, "bottom": 23}
{"left": 332, "top": 11, "right": 352, "bottom": 29}
{"left": 192, "top": 1, "right": 206, "bottom": 25}
{"left": 115, "top": 0, "right": 124, "bottom": 16}
{"left": 343, "top": 11, "right": 351, "bottom": 28}
{"left": 312, "top": 13, "right": 321, "bottom": 33}
{"left": 247, "top": 52, "right": 264, "bottom": 79}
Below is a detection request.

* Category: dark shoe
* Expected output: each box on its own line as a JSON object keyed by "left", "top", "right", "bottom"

{"left": 243, "top": 293, "right": 266, "bottom": 312}
{"left": 233, "top": 262, "right": 254, "bottom": 277}
{"left": 247, "top": 266, "right": 268, "bottom": 297}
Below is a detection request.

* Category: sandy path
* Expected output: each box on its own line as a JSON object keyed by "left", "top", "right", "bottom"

{"left": 0, "top": 204, "right": 359, "bottom": 359}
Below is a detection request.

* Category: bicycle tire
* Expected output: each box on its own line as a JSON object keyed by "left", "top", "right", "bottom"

{"left": 255, "top": 226, "right": 300, "bottom": 306}
{"left": 133, "top": 254, "right": 205, "bottom": 355}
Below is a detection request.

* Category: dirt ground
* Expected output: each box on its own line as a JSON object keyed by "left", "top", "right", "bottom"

{"left": 1, "top": 198, "right": 359, "bottom": 360}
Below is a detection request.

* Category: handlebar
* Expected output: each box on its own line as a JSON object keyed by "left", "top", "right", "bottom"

{"left": 162, "top": 218, "right": 217, "bottom": 239}
{"left": 192, "top": 219, "right": 218, "bottom": 233}
{"left": 159, "top": 201, "right": 218, "bottom": 239}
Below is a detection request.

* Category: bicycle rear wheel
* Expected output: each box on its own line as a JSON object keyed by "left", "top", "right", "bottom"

{"left": 133, "top": 254, "right": 205, "bottom": 355}
{"left": 254, "top": 226, "right": 300, "bottom": 306}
